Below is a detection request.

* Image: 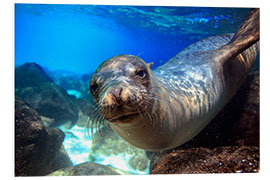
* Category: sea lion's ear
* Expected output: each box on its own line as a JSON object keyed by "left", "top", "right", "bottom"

{"left": 148, "top": 62, "right": 154, "bottom": 68}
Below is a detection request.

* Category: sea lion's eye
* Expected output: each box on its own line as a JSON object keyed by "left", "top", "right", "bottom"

{"left": 135, "top": 70, "right": 147, "bottom": 78}
{"left": 90, "top": 84, "right": 98, "bottom": 94}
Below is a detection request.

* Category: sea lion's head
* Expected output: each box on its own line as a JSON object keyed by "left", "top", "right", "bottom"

{"left": 89, "top": 55, "right": 158, "bottom": 126}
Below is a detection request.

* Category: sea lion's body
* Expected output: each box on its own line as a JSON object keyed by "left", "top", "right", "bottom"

{"left": 89, "top": 9, "right": 260, "bottom": 151}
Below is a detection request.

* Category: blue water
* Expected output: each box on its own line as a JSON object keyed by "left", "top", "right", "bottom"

{"left": 15, "top": 4, "right": 251, "bottom": 175}
{"left": 15, "top": 4, "right": 250, "bottom": 75}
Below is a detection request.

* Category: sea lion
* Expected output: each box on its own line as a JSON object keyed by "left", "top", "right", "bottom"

{"left": 88, "top": 9, "right": 260, "bottom": 151}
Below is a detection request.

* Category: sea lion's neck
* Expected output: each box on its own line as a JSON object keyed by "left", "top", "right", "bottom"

{"left": 155, "top": 69, "right": 222, "bottom": 122}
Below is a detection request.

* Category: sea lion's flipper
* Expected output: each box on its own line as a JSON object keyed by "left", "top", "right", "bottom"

{"left": 215, "top": 8, "right": 259, "bottom": 65}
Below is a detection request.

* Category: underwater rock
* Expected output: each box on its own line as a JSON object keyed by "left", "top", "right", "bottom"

{"left": 56, "top": 73, "right": 97, "bottom": 124}
{"left": 56, "top": 73, "right": 94, "bottom": 101}
{"left": 150, "top": 70, "right": 259, "bottom": 173}
{"left": 89, "top": 125, "right": 150, "bottom": 173}
{"left": 49, "top": 146, "right": 73, "bottom": 173}
{"left": 230, "top": 70, "right": 259, "bottom": 146}
{"left": 15, "top": 97, "right": 65, "bottom": 176}
{"left": 40, "top": 116, "right": 55, "bottom": 127}
{"left": 15, "top": 62, "right": 53, "bottom": 89}
{"left": 75, "top": 97, "right": 94, "bottom": 114}
{"left": 48, "top": 162, "right": 120, "bottom": 176}
{"left": 74, "top": 97, "right": 97, "bottom": 127}
{"left": 128, "top": 155, "right": 148, "bottom": 172}
{"left": 150, "top": 146, "right": 259, "bottom": 174}
{"left": 76, "top": 110, "right": 89, "bottom": 127}
{"left": 15, "top": 63, "right": 79, "bottom": 127}
{"left": 59, "top": 75, "right": 83, "bottom": 91}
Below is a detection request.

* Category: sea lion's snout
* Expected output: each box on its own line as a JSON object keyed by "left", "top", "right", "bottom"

{"left": 109, "top": 87, "right": 123, "bottom": 104}
{"left": 106, "top": 86, "right": 137, "bottom": 105}
{"left": 100, "top": 84, "right": 142, "bottom": 123}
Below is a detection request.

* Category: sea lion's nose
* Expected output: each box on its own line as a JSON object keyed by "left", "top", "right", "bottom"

{"left": 110, "top": 87, "right": 123, "bottom": 103}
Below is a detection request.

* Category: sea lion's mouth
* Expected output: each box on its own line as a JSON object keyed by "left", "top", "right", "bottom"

{"left": 108, "top": 113, "right": 140, "bottom": 123}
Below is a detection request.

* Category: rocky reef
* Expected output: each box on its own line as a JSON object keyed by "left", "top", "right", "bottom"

{"left": 150, "top": 70, "right": 260, "bottom": 174}
{"left": 151, "top": 146, "right": 259, "bottom": 174}
{"left": 15, "top": 63, "right": 80, "bottom": 127}
{"left": 47, "top": 162, "right": 120, "bottom": 176}
{"left": 15, "top": 97, "right": 72, "bottom": 176}
{"left": 56, "top": 74, "right": 93, "bottom": 101}
{"left": 14, "top": 63, "right": 122, "bottom": 176}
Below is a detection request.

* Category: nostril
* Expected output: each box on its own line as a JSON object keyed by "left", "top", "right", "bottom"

{"left": 110, "top": 87, "right": 123, "bottom": 102}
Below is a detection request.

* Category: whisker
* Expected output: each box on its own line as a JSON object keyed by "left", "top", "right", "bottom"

{"left": 86, "top": 101, "right": 109, "bottom": 140}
